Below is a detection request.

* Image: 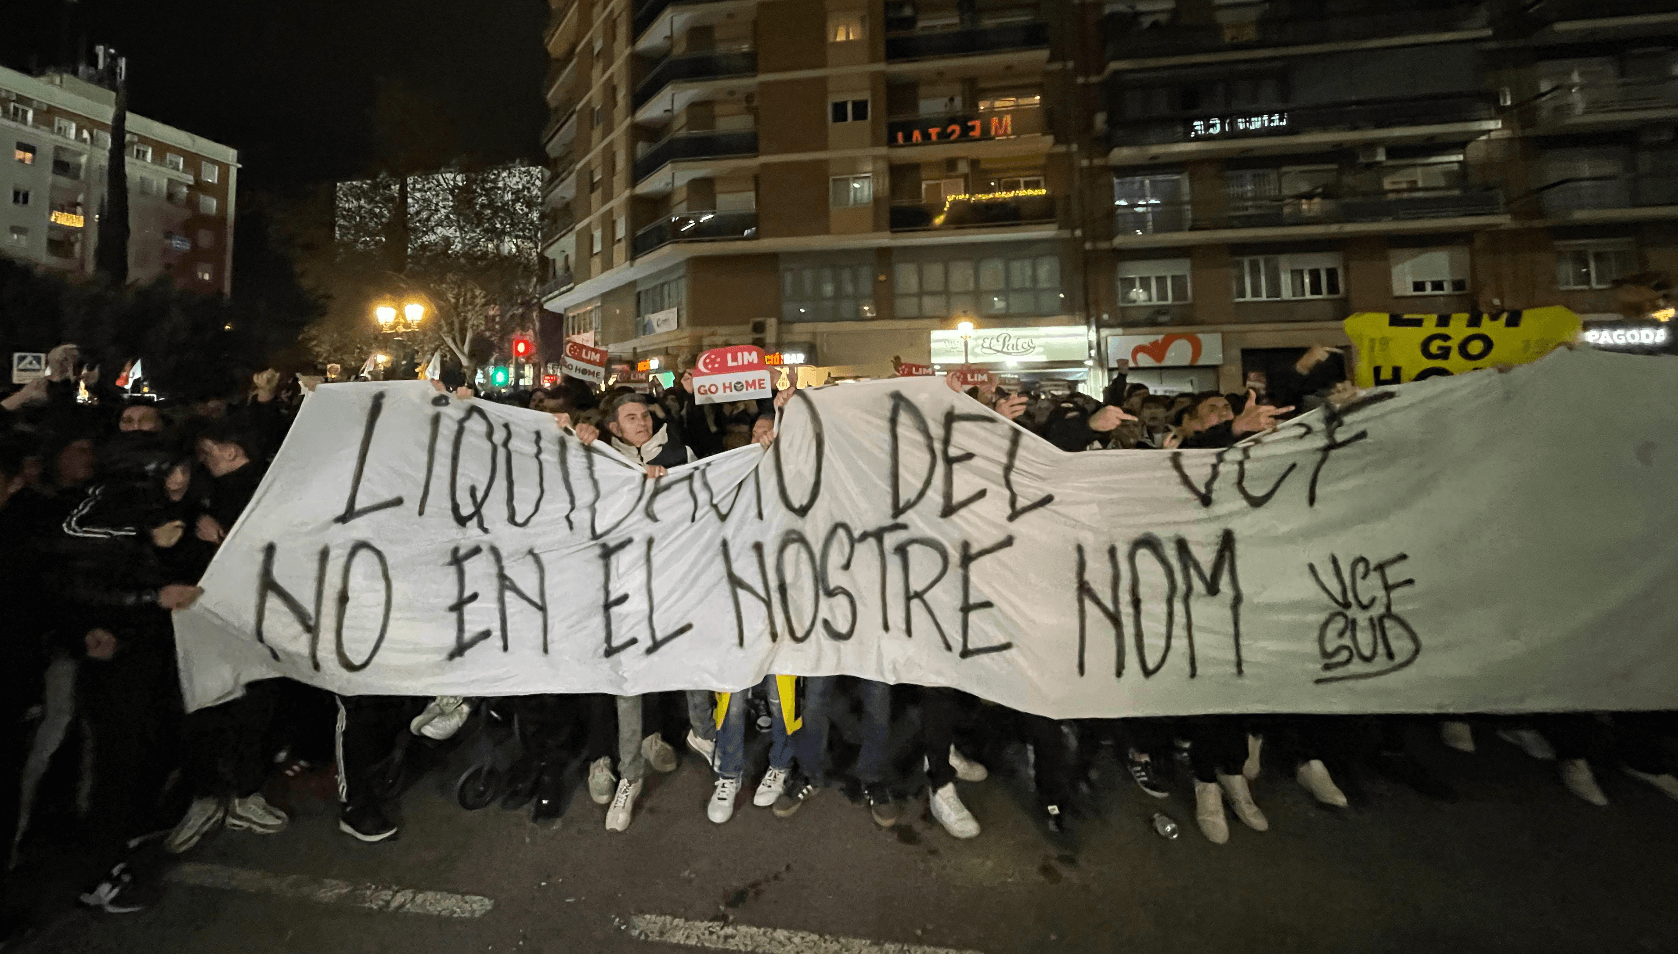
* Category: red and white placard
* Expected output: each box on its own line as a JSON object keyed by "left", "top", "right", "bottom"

{"left": 561, "top": 339, "right": 609, "bottom": 385}
{"left": 693, "top": 345, "right": 772, "bottom": 405}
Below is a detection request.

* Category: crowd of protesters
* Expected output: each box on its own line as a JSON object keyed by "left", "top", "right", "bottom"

{"left": 1, "top": 340, "right": 1675, "bottom": 935}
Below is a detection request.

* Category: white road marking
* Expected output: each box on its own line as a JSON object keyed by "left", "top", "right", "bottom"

{"left": 166, "top": 862, "right": 494, "bottom": 918}
{"left": 626, "top": 914, "right": 986, "bottom": 954}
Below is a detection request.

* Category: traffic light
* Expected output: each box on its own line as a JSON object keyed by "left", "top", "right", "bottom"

{"left": 511, "top": 335, "right": 534, "bottom": 359}
{"left": 490, "top": 365, "right": 510, "bottom": 387}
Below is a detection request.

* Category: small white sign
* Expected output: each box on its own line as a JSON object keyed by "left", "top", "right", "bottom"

{"left": 1105, "top": 332, "right": 1224, "bottom": 368}
{"left": 929, "top": 325, "right": 1088, "bottom": 365}
{"left": 648, "top": 308, "right": 679, "bottom": 335}
{"left": 12, "top": 352, "right": 45, "bottom": 385}
{"left": 693, "top": 345, "right": 771, "bottom": 405}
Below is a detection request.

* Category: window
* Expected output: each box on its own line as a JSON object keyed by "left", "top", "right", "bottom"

{"left": 131, "top": 143, "right": 152, "bottom": 162}
{"left": 999, "top": 176, "right": 1044, "bottom": 192}
{"left": 198, "top": 229, "right": 215, "bottom": 248}
{"left": 830, "top": 174, "right": 873, "bottom": 208}
{"left": 636, "top": 275, "right": 686, "bottom": 335}
{"left": 167, "top": 181, "right": 190, "bottom": 206}
{"left": 7, "top": 104, "right": 32, "bottom": 125}
{"left": 11, "top": 188, "right": 29, "bottom": 207}
{"left": 593, "top": 34, "right": 605, "bottom": 55}
{"left": 830, "top": 99, "right": 869, "bottom": 123}
{"left": 591, "top": 227, "right": 603, "bottom": 255}
{"left": 201, "top": 160, "right": 219, "bottom": 183}
{"left": 893, "top": 247, "right": 1063, "bottom": 319}
{"left": 137, "top": 176, "right": 160, "bottom": 198}
{"left": 165, "top": 153, "right": 184, "bottom": 172}
{"left": 593, "top": 104, "right": 607, "bottom": 129}
{"left": 782, "top": 259, "right": 875, "bottom": 322}
{"left": 196, "top": 264, "right": 214, "bottom": 282}
{"left": 829, "top": 12, "right": 865, "bottom": 41}
{"left": 1118, "top": 258, "right": 1191, "bottom": 306}
{"left": 1233, "top": 253, "right": 1342, "bottom": 301}
{"left": 1391, "top": 247, "right": 1469, "bottom": 296}
{"left": 199, "top": 194, "right": 218, "bottom": 215}
{"left": 565, "top": 304, "right": 601, "bottom": 342}
{"left": 8, "top": 226, "right": 26, "bottom": 245}
{"left": 14, "top": 142, "right": 35, "bottom": 164}
{"left": 1556, "top": 240, "right": 1637, "bottom": 290}
{"left": 51, "top": 148, "right": 82, "bottom": 180}
{"left": 1114, "top": 174, "right": 1187, "bottom": 235}
{"left": 614, "top": 213, "right": 626, "bottom": 245}
{"left": 589, "top": 165, "right": 601, "bottom": 191}
{"left": 54, "top": 118, "right": 76, "bottom": 139}
{"left": 93, "top": 130, "right": 110, "bottom": 149}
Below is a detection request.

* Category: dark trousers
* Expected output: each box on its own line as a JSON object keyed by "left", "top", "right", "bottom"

{"left": 333, "top": 695, "right": 422, "bottom": 809}
{"left": 181, "top": 680, "right": 277, "bottom": 800}
{"left": 1181, "top": 716, "right": 1248, "bottom": 783}
{"left": 79, "top": 649, "right": 179, "bottom": 881}
{"left": 1017, "top": 712, "right": 1075, "bottom": 806}
{"left": 920, "top": 687, "right": 960, "bottom": 791}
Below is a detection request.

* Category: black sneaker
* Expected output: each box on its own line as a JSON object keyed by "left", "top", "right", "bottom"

{"left": 78, "top": 864, "right": 149, "bottom": 915}
{"left": 865, "top": 784, "right": 900, "bottom": 828}
{"left": 1127, "top": 751, "right": 1171, "bottom": 799}
{"left": 339, "top": 804, "right": 399, "bottom": 843}
{"left": 772, "top": 776, "right": 820, "bottom": 819}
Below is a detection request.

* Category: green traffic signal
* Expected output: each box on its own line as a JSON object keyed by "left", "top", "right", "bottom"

{"left": 491, "top": 365, "right": 510, "bottom": 387}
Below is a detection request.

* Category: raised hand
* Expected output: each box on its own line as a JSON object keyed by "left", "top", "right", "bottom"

{"left": 1231, "top": 390, "right": 1293, "bottom": 435}
{"left": 1089, "top": 404, "right": 1138, "bottom": 433}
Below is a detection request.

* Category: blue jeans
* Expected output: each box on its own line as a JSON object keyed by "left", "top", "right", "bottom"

{"left": 800, "top": 677, "right": 893, "bottom": 786}
{"left": 715, "top": 676, "right": 796, "bottom": 780}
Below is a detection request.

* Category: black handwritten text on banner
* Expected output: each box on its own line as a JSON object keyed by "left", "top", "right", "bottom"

{"left": 175, "top": 350, "right": 1678, "bottom": 718}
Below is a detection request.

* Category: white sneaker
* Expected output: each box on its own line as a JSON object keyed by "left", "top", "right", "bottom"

{"left": 1194, "top": 780, "right": 1228, "bottom": 844}
{"left": 587, "top": 756, "right": 616, "bottom": 806}
{"left": 225, "top": 793, "right": 289, "bottom": 834}
{"left": 1498, "top": 728, "right": 1556, "bottom": 761}
{"left": 1243, "top": 734, "right": 1263, "bottom": 780}
{"left": 1217, "top": 772, "right": 1269, "bottom": 831}
{"left": 1560, "top": 759, "right": 1608, "bottom": 806}
{"left": 642, "top": 734, "right": 678, "bottom": 774}
{"left": 708, "top": 777, "right": 740, "bottom": 824}
{"left": 949, "top": 745, "right": 988, "bottom": 783}
{"left": 1295, "top": 759, "right": 1349, "bottom": 808}
{"left": 164, "top": 797, "right": 226, "bottom": 854}
{"left": 1624, "top": 767, "right": 1678, "bottom": 802}
{"left": 686, "top": 729, "right": 716, "bottom": 769}
{"left": 754, "top": 767, "right": 789, "bottom": 808}
{"left": 1441, "top": 721, "right": 1476, "bottom": 753}
{"left": 605, "top": 778, "right": 643, "bottom": 832}
{"left": 929, "top": 782, "right": 980, "bottom": 839}
{"left": 411, "top": 696, "right": 470, "bottom": 740}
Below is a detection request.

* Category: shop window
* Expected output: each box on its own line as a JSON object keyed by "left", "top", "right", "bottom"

{"left": 1556, "top": 240, "right": 1637, "bottom": 290}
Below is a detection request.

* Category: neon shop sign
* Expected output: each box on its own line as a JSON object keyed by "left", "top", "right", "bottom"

{"left": 1188, "top": 112, "right": 1288, "bottom": 138}
{"left": 893, "top": 112, "right": 1017, "bottom": 146}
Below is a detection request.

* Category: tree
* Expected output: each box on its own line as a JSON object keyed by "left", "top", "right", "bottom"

{"left": 95, "top": 82, "right": 130, "bottom": 286}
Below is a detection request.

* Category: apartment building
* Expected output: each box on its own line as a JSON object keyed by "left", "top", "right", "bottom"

{"left": 1086, "top": 0, "right": 1678, "bottom": 392}
{"left": 1, "top": 64, "right": 237, "bottom": 295}
{"left": 538, "top": 0, "right": 1678, "bottom": 393}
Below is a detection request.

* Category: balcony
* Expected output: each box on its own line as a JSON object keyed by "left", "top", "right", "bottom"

{"left": 632, "top": 209, "right": 756, "bottom": 257}
{"left": 543, "top": 105, "right": 579, "bottom": 150}
{"left": 1534, "top": 175, "right": 1678, "bottom": 220}
{"left": 51, "top": 159, "right": 83, "bottom": 180}
{"left": 543, "top": 207, "right": 578, "bottom": 250}
{"left": 546, "top": 52, "right": 580, "bottom": 104}
{"left": 633, "top": 0, "right": 738, "bottom": 41}
{"left": 540, "top": 269, "right": 575, "bottom": 301}
{"left": 1107, "top": 92, "right": 1500, "bottom": 152}
{"left": 887, "top": 104, "right": 1048, "bottom": 148}
{"left": 1102, "top": 2, "right": 1488, "bottom": 63}
{"left": 1112, "top": 188, "right": 1504, "bottom": 241}
{"left": 885, "top": 19, "right": 1049, "bottom": 62}
{"left": 633, "top": 47, "right": 756, "bottom": 109}
{"left": 633, "top": 129, "right": 757, "bottom": 182}
{"left": 1531, "top": 77, "right": 1678, "bottom": 128}
{"left": 890, "top": 192, "right": 1059, "bottom": 232}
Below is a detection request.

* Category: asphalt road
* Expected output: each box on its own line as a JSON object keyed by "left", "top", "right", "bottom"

{"left": 14, "top": 729, "right": 1678, "bottom": 954}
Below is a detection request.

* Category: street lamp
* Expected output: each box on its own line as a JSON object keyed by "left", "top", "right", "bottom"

{"left": 375, "top": 305, "right": 398, "bottom": 329}
{"left": 374, "top": 300, "right": 427, "bottom": 333}
{"left": 956, "top": 319, "right": 975, "bottom": 365}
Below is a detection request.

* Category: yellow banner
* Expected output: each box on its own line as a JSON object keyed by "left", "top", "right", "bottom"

{"left": 1343, "top": 306, "right": 1582, "bottom": 387}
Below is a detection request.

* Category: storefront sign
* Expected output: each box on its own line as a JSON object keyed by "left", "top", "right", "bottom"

{"left": 647, "top": 308, "right": 679, "bottom": 335}
{"left": 1189, "top": 113, "right": 1288, "bottom": 139}
{"left": 1582, "top": 320, "right": 1670, "bottom": 353}
{"left": 890, "top": 110, "right": 1022, "bottom": 146}
{"left": 764, "top": 351, "right": 807, "bottom": 366}
{"left": 561, "top": 339, "right": 609, "bottom": 385}
{"left": 1106, "top": 332, "right": 1223, "bottom": 368}
{"left": 1343, "top": 307, "right": 1582, "bottom": 387}
{"left": 929, "top": 325, "right": 1088, "bottom": 365}
{"left": 693, "top": 345, "right": 771, "bottom": 404}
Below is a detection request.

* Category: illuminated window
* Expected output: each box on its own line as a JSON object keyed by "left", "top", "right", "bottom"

{"left": 1118, "top": 258, "right": 1191, "bottom": 305}
{"left": 201, "top": 160, "right": 219, "bottom": 183}
{"left": 829, "top": 12, "right": 865, "bottom": 42}
{"left": 830, "top": 99, "right": 869, "bottom": 123}
{"left": 8, "top": 226, "right": 26, "bottom": 244}
{"left": 54, "top": 117, "right": 76, "bottom": 139}
{"left": 999, "top": 176, "right": 1044, "bottom": 192}
{"left": 1113, "top": 174, "right": 1187, "bottom": 235}
{"left": 199, "top": 193, "right": 218, "bottom": 215}
{"left": 1556, "top": 240, "right": 1636, "bottom": 290}
{"left": 165, "top": 152, "right": 184, "bottom": 172}
{"left": 196, "top": 264, "right": 214, "bottom": 282}
{"left": 830, "top": 174, "right": 872, "bottom": 208}
{"left": 13, "top": 142, "right": 35, "bottom": 164}
{"left": 131, "top": 143, "right": 152, "bottom": 162}
{"left": 1234, "top": 254, "right": 1342, "bottom": 301}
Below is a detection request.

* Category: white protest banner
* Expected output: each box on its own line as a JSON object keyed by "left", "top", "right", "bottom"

{"left": 176, "top": 349, "right": 1678, "bottom": 718}
{"left": 561, "top": 339, "right": 608, "bottom": 385}
{"left": 692, "top": 345, "right": 771, "bottom": 405}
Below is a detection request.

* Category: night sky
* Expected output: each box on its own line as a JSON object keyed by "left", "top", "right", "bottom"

{"left": 1, "top": 0, "right": 550, "bottom": 194}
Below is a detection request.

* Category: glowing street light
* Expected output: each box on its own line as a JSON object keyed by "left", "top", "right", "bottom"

{"left": 374, "top": 300, "right": 428, "bottom": 332}
{"left": 956, "top": 319, "right": 975, "bottom": 365}
{"left": 375, "top": 305, "right": 398, "bottom": 329}
{"left": 404, "top": 302, "right": 426, "bottom": 325}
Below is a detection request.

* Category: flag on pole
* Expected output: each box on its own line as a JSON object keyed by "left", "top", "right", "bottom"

{"left": 359, "top": 353, "right": 379, "bottom": 378}
{"left": 423, "top": 350, "right": 442, "bottom": 381}
{"left": 116, "top": 358, "right": 140, "bottom": 389}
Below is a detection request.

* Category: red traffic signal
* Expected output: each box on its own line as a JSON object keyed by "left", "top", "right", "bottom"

{"left": 511, "top": 335, "right": 534, "bottom": 359}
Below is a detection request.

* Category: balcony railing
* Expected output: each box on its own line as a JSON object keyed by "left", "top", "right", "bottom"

{"left": 1535, "top": 176, "right": 1678, "bottom": 216}
{"left": 540, "top": 270, "right": 575, "bottom": 299}
{"left": 886, "top": 104, "right": 1047, "bottom": 146}
{"left": 890, "top": 192, "right": 1059, "bottom": 232}
{"left": 1107, "top": 92, "right": 1499, "bottom": 149}
{"left": 51, "top": 159, "right": 82, "bottom": 180}
{"left": 633, "top": 129, "right": 758, "bottom": 182}
{"left": 632, "top": 47, "right": 756, "bottom": 109}
{"left": 543, "top": 208, "right": 578, "bottom": 248}
{"left": 632, "top": 209, "right": 757, "bottom": 257}
{"left": 546, "top": 52, "right": 579, "bottom": 99}
{"left": 885, "top": 19, "right": 1049, "bottom": 61}
{"left": 1533, "top": 77, "right": 1678, "bottom": 124}
{"left": 543, "top": 104, "right": 579, "bottom": 145}
{"left": 544, "top": 0, "right": 575, "bottom": 47}
{"left": 1113, "top": 188, "right": 1504, "bottom": 236}
{"left": 633, "top": 0, "right": 736, "bottom": 40}
{"left": 1102, "top": 2, "right": 1487, "bottom": 61}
